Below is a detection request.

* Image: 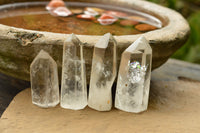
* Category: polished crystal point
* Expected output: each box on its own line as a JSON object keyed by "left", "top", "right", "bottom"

{"left": 60, "top": 34, "right": 87, "bottom": 110}
{"left": 30, "top": 50, "right": 59, "bottom": 108}
{"left": 88, "top": 33, "right": 117, "bottom": 111}
{"left": 115, "top": 36, "right": 152, "bottom": 113}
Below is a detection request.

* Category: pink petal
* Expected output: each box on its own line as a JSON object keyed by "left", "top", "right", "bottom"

{"left": 84, "top": 8, "right": 99, "bottom": 16}
{"left": 97, "top": 14, "right": 118, "bottom": 25}
{"left": 52, "top": 7, "right": 73, "bottom": 17}
{"left": 76, "top": 14, "right": 95, "bottom": 20}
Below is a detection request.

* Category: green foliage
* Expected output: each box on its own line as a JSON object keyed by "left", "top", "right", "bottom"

{"left": 172, "top": 11, "right": 200, "bottom": 63}
{"left": 147, "top": 0, "right": 178, "bottom": 9}
{"left": 147, "top": 0, "right": 200, "bottom": 64}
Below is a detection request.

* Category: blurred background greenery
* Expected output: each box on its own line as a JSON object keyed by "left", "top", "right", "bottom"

{"left": 147, "top": 0, "right": 200, "bottom": 64}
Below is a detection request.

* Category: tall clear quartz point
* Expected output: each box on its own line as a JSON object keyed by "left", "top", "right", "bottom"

{"left": 60, "top": 34, "right": 87, "bottom": 110}
{"left": 115, "top": 36, "right": 152, "bottom": 113}
{"left": 30, "top": 50, "right": 59, "bottom": 108}
{"left": 88, "top": 33, "right": 117, "bottom": 111}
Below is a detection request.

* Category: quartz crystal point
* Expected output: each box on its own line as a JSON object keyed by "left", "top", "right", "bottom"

{"left": 60, "top": 34, "right": 87, "bottom": 110}
{"left": 30, "top": 50, "right": 59, "bottom": 108}
{"left": 115, "top": 36, "right": 152, "bottom": 113}
{"left": 88, "top": 33, "right": 117, "bottom": 111}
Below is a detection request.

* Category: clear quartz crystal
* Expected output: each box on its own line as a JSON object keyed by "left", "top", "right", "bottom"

{"left": 88, "top": 33, "right": 117, "bottom": 111}
{"left": 60, "top": 34, "right": 87, "bottom": 110}
{"left": 115, "top": 36, "right": 152, "bottom": 113}
{"left": 30, "top": 50, "right": 59, "bottom": 108}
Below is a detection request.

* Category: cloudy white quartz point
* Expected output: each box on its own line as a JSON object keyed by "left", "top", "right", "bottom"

{"left": 88, "top": 33, "right": 117, "bottom": 111}
{"left": 115, "top": 36, "right": 152, "bottom": 113}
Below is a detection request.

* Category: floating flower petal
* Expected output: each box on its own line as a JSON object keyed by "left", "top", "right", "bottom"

{"left": 46, "top": 0, "right": 66, "bottom": 11}
{"left": 76, "top": 14, "right": 96, "bottom": 20}
{"left": 52, "top": 7, "right": 73, "bottom": 17}
{"left": 84, "top": 7, "right": 99, "bottom": 16}
{"left": 97, "top": 14, "right": 118, "bottom": 25}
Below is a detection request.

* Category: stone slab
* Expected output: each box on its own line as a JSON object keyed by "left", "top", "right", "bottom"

{"left": 1, "top": 59, "right": 200, "bottom": 133}
{"left": 1, "top": 79, "right": 200, "bottom": 132}
{"left": 152, "top": 59, "right": 200, "bottom": 81}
